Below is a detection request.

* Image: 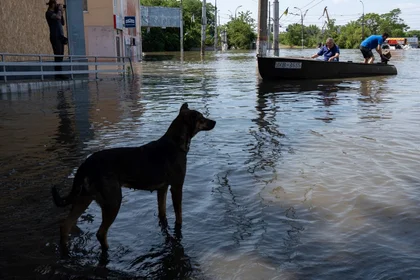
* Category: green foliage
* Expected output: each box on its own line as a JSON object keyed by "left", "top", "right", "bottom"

{"left": 139, "top": 0, "right": 256, "bottom": 51}
{"left": 281, "top": 8, "right": 418, "bottom": 49}
{"left": 224, "top": 11, "right": 256, "bottom": 49}
{"left": 284, "top": 24, "right": 303, "bottom": 47}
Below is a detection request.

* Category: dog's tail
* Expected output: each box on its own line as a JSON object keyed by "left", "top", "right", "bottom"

{"left": 52, "top": 163, "right": 86, "bottom": 207}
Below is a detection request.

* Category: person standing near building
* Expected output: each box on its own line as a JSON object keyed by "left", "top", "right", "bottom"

{"left": 46, "top": 0, "right": 67, "bottom": 80}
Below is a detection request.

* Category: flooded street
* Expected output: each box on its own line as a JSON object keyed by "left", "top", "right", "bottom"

{"left": 1, "top": 49, "right": 419, "bottom": 279}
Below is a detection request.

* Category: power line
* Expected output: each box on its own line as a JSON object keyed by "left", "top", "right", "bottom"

{"left": 306, "top": 0, "right": 325, "bottom": 11}
{"left": 300, "top": 0, "right": 318, "bottom": 9}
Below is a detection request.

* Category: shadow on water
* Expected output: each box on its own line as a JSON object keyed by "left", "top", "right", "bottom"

{"left": 0, "top": 83, "right": 95, "bottom": 279}
{"left": 40, "top": 226, "right": 194, "bottom": 280}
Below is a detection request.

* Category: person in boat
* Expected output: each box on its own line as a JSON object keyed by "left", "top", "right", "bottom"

{"left": 359, "top": 33, "right": 389, "bottom": 64}
{"left": 311, "top": 38, "right": 340, "bottom": 62}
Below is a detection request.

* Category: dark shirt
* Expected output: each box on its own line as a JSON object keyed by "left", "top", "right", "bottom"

{"left": 45, "top": 10, "right": 63, "bottom": 39}
{"left": 317, "top": 44, "right": 340, "bottom": 61}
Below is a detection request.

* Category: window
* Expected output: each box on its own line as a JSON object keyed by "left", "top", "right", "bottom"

{"left": 83, "top": 0, "right": 88, "bottom": 12}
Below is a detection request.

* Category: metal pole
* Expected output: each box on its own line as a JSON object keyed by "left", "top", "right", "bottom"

{"left": 235, "top": 5, "right": 242, "bottom": 19}
{"left": 268, "top": 1, "right": 271, "bottom": 51}
{"left": 273, "top": 0, "right": 279, "bottom": 56}
{"left": 360, "top": 0, "right": 365, "bottom": 40}
{"left": 294, "top": 7, "right": 304, "bottom": 49}
{"left": 301, "top": 13, "right": 304, "bottom": 49}
{"left": 138, "top": 0, "right": 143, "bottom": 61}
{"left": 180, "top": 0, "right": 184, "bottom": 60}
{"left": 257, "top": 0, "right": 268, "bottom": 57}
{"left": 40, "top": 56, "right": 44, "bottom": 81}
{"left": 1, "top": 54, "right": 5, "bottom": 82}
{"left": 95, "top": 56, "right": 98, "bottom": 80}
{"left": 201, "top": 0, "right": 207, "bottom": 56}
{"left": 214, "top": 0, "right": 217, "bottom": 51}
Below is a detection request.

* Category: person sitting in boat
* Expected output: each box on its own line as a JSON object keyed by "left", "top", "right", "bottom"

{"left": 311, "top": 38, "right": 340, "bottom": 62}
{"left": 359, "top": 33, "right": 389, "bottom": 64}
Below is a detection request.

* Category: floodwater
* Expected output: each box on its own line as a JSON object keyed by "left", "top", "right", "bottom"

{"left": 0, "top": 48, "right": 419, "bottom": 280}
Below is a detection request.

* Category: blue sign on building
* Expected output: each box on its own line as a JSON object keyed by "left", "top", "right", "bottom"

{"left": 124, "top": 16, "right": 136, "bottom": 28}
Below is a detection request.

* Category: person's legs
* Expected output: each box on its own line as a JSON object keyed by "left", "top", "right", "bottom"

{"left": 360, "top": 46, "right": 373, "bottom": 64}
{"left": 360, "top": 47, "right": 367, "bottom": 63}
{"left": 51, "top": 37, "right": 66, "bottom": 79}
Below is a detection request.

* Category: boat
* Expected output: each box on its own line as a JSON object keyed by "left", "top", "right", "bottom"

{"left": 257, "top": 56, "right": 397, "bottom": 80}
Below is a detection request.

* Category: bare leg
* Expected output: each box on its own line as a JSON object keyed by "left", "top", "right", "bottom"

{"left": 60, "top": 196, "right": 93, "bottom": 253}
{"left": 157, "top": 186, "right": 169, "bottom": 227}
{"left": 368, "top": 56, "right": 375, "bottom": 64}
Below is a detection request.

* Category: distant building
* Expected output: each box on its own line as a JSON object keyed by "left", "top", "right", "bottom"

{"left": 406, "top": 37, "right": 418, "bottom": 48}
{"left": 83, "top": 0, "right": 141, "bottom": 59}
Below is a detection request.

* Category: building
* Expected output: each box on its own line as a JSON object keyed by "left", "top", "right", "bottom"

{"left": 83, "top": 0, "right": 141, "bottom": 60}
{"left": 0, "top": 0, "right": 67, "bottom": 56}
{"left": 406, "top": 37, "right": 418, "bottom": 48}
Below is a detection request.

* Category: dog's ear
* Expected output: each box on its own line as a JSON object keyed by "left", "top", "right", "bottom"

{"left": 180, "top": 103, "right": 189, "bottom": 112}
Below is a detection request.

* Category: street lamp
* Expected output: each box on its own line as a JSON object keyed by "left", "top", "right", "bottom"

{"left": 228, "top": 10, "right": 233, "bottom": 19}
{"left": 294, "top": 7, "right": 307, "bottom": 49}
{"left": 235, "top": 5, "right": 242, "bottom": 19}
{"left": 360, "top": 0, "right": 365, "bottom": 40}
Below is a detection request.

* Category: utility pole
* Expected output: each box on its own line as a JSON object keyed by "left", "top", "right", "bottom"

{"left": 360, "top": 0, "right": 365, "bottom": 40}
{"left": 294, "top": 7, "right": 307, "bottom": 49}
{"left": 257, "top": 0, "right": 268, "bottom": 57}
{"left": 138, "top": 0, "right": 142, "bottom": 61}
{"left": 201, "top": 0, "right": 207, "bottom": 56}
{"left": 273, "top": 0, "right": 279, "bottom": 56}
{"left": 268, "top": 1, "right": 271, "bottom": 50}
{"left": 214, "top": 0, "right": 217, "bottom": 51}
{"left": 180, "top": 0, "right": 184, "bottom": 60}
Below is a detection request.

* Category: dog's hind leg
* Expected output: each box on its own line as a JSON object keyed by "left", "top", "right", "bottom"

{"left": 96, "top": 180, "right": 122, "bottom": 251}
{"left": 157, "top": 186, "right": 169, "bottom": 228}
{"left": 60, "top": 195, "right": 93, "bottom": 253}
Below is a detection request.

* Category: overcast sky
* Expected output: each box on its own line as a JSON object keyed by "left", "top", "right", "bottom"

{"left": 214, "top": 0, "right": 420, "bottom": 31}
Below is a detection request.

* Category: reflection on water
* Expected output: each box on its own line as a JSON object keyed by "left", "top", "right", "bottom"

{"left": 1, "top": 49, "right": 420, "bottom": 280}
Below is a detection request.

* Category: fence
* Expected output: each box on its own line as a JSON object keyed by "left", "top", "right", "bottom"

{"left": 0, "top": 53, "right": 134, "bottom": 82}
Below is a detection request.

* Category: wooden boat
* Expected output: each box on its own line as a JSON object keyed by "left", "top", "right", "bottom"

{"left": 257, "top": 56, "right": 397, "bottom": 80}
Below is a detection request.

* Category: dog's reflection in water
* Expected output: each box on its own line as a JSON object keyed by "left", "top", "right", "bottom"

{"left": 95, "top": 226, "right": 192, "bottom": 279}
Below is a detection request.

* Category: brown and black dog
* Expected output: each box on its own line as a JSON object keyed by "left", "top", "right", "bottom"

{"left": 52, "top": 103, "right": 216, "bottom": 252}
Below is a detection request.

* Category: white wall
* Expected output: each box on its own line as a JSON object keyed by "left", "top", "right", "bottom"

{"left": 86, "top": 26, "right": 116, "bottom": 57}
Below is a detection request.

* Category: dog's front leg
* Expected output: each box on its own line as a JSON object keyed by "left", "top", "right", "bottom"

{"left": 157, "top": 186, "right": 169, "bottom": 227}
{"left": 170, "top": 185, "right": 183, "bottom": 227}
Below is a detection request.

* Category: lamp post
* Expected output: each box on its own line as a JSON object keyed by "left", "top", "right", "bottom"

{"left": 228, "top": 10, "right": 233, "bottom": 19}
{"left": 360, "top": 0, "right": 365, "bottom": 40}
{"left": 235, "top": 5, "right": 242, "bottom": 19}
{"left": 294, "top": 7, "right": 307, "bottom": 49}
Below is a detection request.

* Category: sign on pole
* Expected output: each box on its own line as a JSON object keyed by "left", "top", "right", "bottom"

{"left": 140, "top": 6, "right": 180, "bottom": 28}
{"left": 124, "top": 16, "right": 136, "bottom": 28}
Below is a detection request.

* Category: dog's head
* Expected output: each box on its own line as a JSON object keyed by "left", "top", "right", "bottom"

{"left": 179, "top": 103, "right": 216, "bottom": 137}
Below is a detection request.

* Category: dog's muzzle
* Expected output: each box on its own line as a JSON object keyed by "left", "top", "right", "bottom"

{"left": 205, "top": 119, "right": 216, "bottom": 130}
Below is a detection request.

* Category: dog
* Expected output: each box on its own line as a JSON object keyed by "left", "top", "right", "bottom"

{"left": 52, "top": 103, "right": 216, "bottom": 252}
{"left": 381, "top": 49, "right": 392, "bottom": 64}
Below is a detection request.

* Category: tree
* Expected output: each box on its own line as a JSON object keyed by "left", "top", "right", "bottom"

{"left": 140, "top": 0, "right": 217, "bottom": 51}
{"left": 224, "top": 11, "right": 256, "bottom": 49}
{"left": 406, "top": 30, "right": 420, "bottom": 38}
{"left": 336, "top": 21, "right": 361, "bottom": 49}
{"left": 284, "top": 23, "right": 303, "bottom": 47}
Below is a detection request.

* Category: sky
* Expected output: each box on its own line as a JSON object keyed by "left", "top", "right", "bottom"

{"left": 214, "top": 0, "right": 420, "bottom": 31}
